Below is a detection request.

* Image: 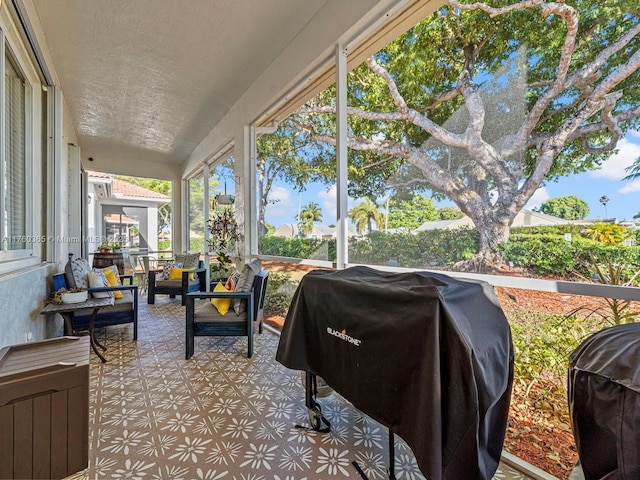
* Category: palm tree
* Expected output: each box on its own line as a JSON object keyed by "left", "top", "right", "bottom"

{"left": 297, "top": 201, "right": 323, "bottom": 237}
{"left": 599, "top": 195, "right": 610, "bottom": 218}
{"left": 349, "top": 198, "right": 385, "bottom": 234}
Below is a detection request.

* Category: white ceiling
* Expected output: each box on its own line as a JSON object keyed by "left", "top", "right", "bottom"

{"left": 28, "top": 0, "right": 441, "bottom": 177}
{"left": 31, "top": 0, "right": 328, "bottom": 167}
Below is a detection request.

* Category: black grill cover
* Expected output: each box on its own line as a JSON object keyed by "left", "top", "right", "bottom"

{"left": 568, "top": 322, "right": 640, "bottom": 480}
{"left": 275, "top": 266, "right": 514, "bottom": 480}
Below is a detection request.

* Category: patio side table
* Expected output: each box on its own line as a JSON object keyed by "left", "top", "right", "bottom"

{"left": 41, "top": 297, "right": 115, "bottom": 363}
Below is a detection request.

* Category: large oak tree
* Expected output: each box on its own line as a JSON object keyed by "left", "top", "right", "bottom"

{"left": 292, "top": 0, "right": 640, "bottom": 271}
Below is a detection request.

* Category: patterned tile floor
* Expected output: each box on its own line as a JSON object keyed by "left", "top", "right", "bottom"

{"left": 65, "top": 296, "right": 537, "bottom": 480}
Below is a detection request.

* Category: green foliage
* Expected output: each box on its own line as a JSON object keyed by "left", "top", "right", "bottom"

{"left": 509, "top": 310, "right": 603, "bottom": 386}
{"left": 438, "top": 206, "right": 464, "bottom": 220}
{"left": 157, "top": 239, "right": 171, "bottom": 251}
{"left": 260, "top": 226, "right": 640, "bottom": 282}
{"left": 499, "top": 236, "right": 581, "bottom": 276}
{"left": 348, "top": 228, "right": 478, "bottom": 267}
{"left": 349, "top": 198, "right": 385, "bottom": 234}
{"left": 260, "top": 236, "right": 336, "bottom": 262}
{"left": 256, "top": 119, "right": 335, "bottom": 235}
{"left": 210, "top": 252, "right": 235, "bottom": 280}
{"left": 114, "top": 174, "right": 172, "bottom": 235}
{"left": 297, "top": 202, "right": 323, "bottom": 236}
{"left": 582, "top": 223, "right": 629, "bottom": 246}
{"left": 570, "top": 254, "right": 640, "bottom": 325}
{"left": 499, "top": 234, "right": 640, "bottom": 279}
{"left": 509, "top": 224, "right": 583, "bottom": 237}
{"left": 263, "top": 271, "right": 300, "bottom": 316}
{"left": 293, "top": 1, "right": 640, "bottom": 264}
{"left": 189, "top": 238, "right": 205, "bottom": 253}
{"left": 538, "top": 195, "right": 589, "bottom": 220}
{"left": 386, "top": 194, "right": 438, "bottom": 230}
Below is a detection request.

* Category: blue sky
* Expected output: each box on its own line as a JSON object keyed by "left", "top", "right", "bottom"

{"left": 526, "top": 130, "right": 640, "bottom": 221}
{"left": 263, "top": 130, "right": 640, "bottom": 228}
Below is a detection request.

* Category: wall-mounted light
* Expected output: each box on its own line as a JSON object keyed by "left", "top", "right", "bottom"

{"left": 214, "top": 182, "right": 234, "bottom": 205}
{"left": 215, "top": 194, "right": 234, "bottom": 205}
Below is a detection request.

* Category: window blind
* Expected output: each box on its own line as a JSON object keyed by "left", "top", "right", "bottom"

{"left": 4, "top": 55, "right": 26, "bottom": 251}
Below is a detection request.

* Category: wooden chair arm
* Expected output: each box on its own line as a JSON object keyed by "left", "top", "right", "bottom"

{"left": 187, "top": 291, "right": 252, "bottom": 300}
{"left": 88, "top": 285, "right": 138, "bottom": 294}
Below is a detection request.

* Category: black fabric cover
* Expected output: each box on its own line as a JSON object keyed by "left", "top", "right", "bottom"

{"left": 276, "top": 266, "right": 513, "bottom": 480}
{"left": 568, "top": 322, "right": 640, "bottom": 480}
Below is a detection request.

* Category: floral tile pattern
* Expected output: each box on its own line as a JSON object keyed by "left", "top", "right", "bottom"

{"left": 65, "top": 296, "right": 534, "bottom": 480}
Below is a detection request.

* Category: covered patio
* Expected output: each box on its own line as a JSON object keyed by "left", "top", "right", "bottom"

{"left": 2, "top": 1, "right": 636, "bottom": 478}
{"left": 65, "top": 295, "right": 546, "bottom": 480}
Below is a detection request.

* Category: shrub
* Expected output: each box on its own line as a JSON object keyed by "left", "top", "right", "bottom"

{"left": 264, "top": 271, "right": 299, "bottom": 316}
{"left": 507, "top": 309, "right": 605, "bottom": 389}
{"left": 260, "top": 236, "right": 336, "bottom": 261}
{"left": 347, "top": 228, "right": 478, "bottom": 267}
{"left": 157, "top": 239, "right": 171, "bottom": 251}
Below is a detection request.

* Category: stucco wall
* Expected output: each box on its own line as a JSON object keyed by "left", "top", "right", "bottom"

{"left": 0, "top": 263, "right": 62, "bottom": 349}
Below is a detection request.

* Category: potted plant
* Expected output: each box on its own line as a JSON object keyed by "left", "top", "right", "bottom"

{"left": 210, "top": 251, "right": 235, "bottom": 282}
{"left": 98, "top": 240, "right": 111, "bottom": 253}
{"left": 207, "top": 206, "right": 242, "bottom": 282}
{"left": 48, "top": 287, "right": 88, "bottom": 305}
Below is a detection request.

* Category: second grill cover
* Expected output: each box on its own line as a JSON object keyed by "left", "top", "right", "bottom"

{"left": 276, "top": 266, "right": 514, "bottom": 480}
{"left": 568, "top": 322, "right": 640, "bottom": 480}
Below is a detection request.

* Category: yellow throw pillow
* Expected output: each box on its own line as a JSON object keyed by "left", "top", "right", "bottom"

{"left": 169, "top": 267, "right": 196, "bottom": 281}
{"left": 211, "top": 281, "right": 232, "bottom": 315}
{"left": 103, "top": 267, "right": 124, "bottom": 299}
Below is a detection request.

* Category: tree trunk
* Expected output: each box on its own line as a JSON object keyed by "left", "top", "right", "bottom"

{"left": 455, "top": 210, "right": 511, "bottom": 273}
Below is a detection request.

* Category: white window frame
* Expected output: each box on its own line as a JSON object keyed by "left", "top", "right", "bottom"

{"left": 0, "top": 28, "right": 34, "bottom": 264}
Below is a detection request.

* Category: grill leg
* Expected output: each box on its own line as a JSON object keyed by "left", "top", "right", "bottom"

{"left": 388, "top": 429, "right": 396, "bottom": 480}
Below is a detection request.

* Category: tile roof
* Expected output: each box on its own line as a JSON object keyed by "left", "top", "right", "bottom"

{"left": 87, "top": 170, "right": 169, "bottom": 200}
{"left": 112, "top": 178, "right": 169, "bottom": 200}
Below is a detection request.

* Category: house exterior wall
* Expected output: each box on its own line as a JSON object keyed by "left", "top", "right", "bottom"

{"left": 0, "top": 263, "right": 61, "bottom": 348}
{"left": 0, "top": 5, "right": 77, "bottom": 349}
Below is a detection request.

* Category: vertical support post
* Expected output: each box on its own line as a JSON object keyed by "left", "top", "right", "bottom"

{"left": 335, "top": 44, "right": 348, "bottom": 270}
{"left": 177, "top": 177, "right": 187, "bottom": 254}
{"left": 235, "top": 124, "right": 254, "bottom": 264}
{"left": 249, "top": 125, "right": 258, "bottom": 256}
{"left": 202, "top": 163, "right": 210, "bottom": 288}
{"left": 48, "top": 86, "right": 65, "bottom": 263}
{"left": 67, "top": 144, "right": 82, "bottom": 259}
{"left": 388, "top": 429, "right": 396, "bottom": 479}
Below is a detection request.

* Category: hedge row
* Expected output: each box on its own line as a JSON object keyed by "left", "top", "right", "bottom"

{"left": 259, "top": 228, "right": 640, "bottom": 282}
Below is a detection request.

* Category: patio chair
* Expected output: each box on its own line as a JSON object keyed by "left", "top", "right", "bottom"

{"left": 147, "top": 253, "right": 207, "bottom": 305}
{"left": 185, "top": 269, "right": 269, "bottom": 359}
{"left": 58, "top": 256, "right": 139, "bottom": 339}
{"left": 134, "top": 255, "right": 159, "bottom": 295}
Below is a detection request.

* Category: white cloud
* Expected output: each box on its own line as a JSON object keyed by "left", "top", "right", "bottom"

{"left": 268, "top": 185, "right": 293, "bottom": 207}
{"left": 591, "top": 136, "right": 640, "bottom": 181}
{"left": 314, "top": 185, "right": 361, "bottom": 224}
{"left": 317, "top": 185, "right": 337, "bottom": 222}
{"left": 620, "top": 179, "right": 640, "bottom": 194}
{"left": 264, "top": 186, "right": 294, "bottom": 221}
{"left": 525, "top": 186, "right": 550, "bottom": 210}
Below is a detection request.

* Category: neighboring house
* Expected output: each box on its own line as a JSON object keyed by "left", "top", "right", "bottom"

{"left": 570, "top": 217, "right": 618, "bottom": 225}
{"left": 273, "top": 223, "right": 326, "bottom": 239}
{"left": 414, "top": 209, "right": 569, "bottom": 232}
{"left": 87, "top": 171, "right": 169, "bottom": 254}
{"left": 273, "top": 223, "right": 357, "bottom": 239}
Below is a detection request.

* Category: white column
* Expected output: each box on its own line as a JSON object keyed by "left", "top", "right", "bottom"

{"left": 234, "top": 124, "right": 253, "bottom": 264}
{"left": 67, "top": 144, "right": 82, "bottom": 258}
{"left": 249, "top": 126, "right": 258, "bottom": 256}
{"left": 336, "top": 44, "right": 348, "bottom": 269}
{"left": 48, "top": 86, "right": 66, "bottom": 263}
{"left": 202, "top": 163, "right": 210, "bottom": 287}
{"left": 174, "top": 176, "right": 184, "bottom": 254}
